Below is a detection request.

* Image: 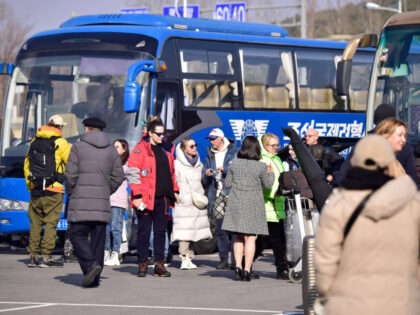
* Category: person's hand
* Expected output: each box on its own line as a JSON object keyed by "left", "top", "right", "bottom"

{"left": 205, "top": 169, "right": 214, "bottom": 176}
{"left": 326, "top": 174, "right": 333, "bottom": 182}
{"left": 132, "top": 198, "right": 143, "bottom": 209}
{"left": 174, "top": 193, "right": 180, "bottom": 202}
{"left": 266, "top": 164, "right": 273, "bottom": 173}
{"left": 217, "top": 166, "right": 224, "bottom": 173}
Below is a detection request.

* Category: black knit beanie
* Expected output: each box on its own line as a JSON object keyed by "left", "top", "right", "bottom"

{"left": 373, "top": 104, "right": 396, "bottom": 125}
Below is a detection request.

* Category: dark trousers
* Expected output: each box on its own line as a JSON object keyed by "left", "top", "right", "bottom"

{"left": 69, "top": 221, "right": 106, "bottom": 275}
{"left": 216, "top": 218, "right": 235, "bottom": 264}
{"left": 136, "top": 197, "right": 168, "bottom": 262}
{"left": 268, "top": 220, "right": 288, "bottom": 271}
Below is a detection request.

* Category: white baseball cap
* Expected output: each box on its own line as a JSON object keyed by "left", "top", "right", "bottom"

{"left": 49, "top": 115, "right": 67, "bottom": 126}
{"left": 206, "top": 128, "right": 224, "bottom": 139}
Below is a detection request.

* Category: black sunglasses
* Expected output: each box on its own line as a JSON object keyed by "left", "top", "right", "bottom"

{"left": 189, "top": 144, "right": 198, "bottom": 148}
{"left": 151, "top": 131, "right": 164, "bottom": 137}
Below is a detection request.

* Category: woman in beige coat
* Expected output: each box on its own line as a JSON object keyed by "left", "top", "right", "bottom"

{"left": 315, "top": 135, "right": 420, "bottom": 315}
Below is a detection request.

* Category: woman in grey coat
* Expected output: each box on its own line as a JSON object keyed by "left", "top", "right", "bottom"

{"left": 222, "top": 136, "right": 274, "bottom": 281}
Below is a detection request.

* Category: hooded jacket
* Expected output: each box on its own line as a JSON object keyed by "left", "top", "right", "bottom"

{"left": 258, "top": 136, "right": 286, "bottom": 221}
{"left": 65, "top": 131, "right": 124, "bottom": 223}
{"left": 315, "top": 175, "right": 420, "bottom": 315}
{"left": 24, "top": 126, "right": 71, "bottom": 194}
{"left": 127, "top": 135, "right": 179, "bottom": 211}
{"left": 171, "top": 143, "right": 212, "bottom": 242}
{"left": 201, "top": 137, "right": 238, "bottom": 214}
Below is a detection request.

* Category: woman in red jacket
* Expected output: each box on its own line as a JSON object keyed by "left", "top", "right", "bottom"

{"left": 128, "top": 119, "right": 179, "bottom": 277}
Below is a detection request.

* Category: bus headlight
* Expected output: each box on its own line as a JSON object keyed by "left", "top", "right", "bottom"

{"left": 0, "top": 198, "right": 24, "bottom": 211}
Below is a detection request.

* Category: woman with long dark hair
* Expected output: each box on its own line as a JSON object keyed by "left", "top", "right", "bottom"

{"left": 104, "top": 139, "right": 129, "bottom": 266}
{"left": 222, "top": 135, "right": 274, "bottom": 281}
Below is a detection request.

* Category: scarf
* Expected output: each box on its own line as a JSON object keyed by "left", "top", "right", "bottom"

{"left": 184, "top": 152, "right": 199, "bottom": 166}
{"left": 340, "top": 167, "right": 393, "bottom": 190}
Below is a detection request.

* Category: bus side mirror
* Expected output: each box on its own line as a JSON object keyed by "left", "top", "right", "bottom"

{"left": 124, "top": 60, "right": 157, "bottom": 113}
{"left": 0, "top": 62, "right": 14, "bottom": 75}
{"left": 336, "top": 60, "right": 352, "bottom": 96}
{"left": 124, "top": 81, "right": 142, "bottom": 113}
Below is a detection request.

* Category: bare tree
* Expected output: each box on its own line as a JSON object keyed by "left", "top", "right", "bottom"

{"left": 0, "top": 1, "right": 32, "bottom": 117}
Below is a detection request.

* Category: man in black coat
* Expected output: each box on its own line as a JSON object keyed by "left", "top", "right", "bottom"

{"left": 65, "top": 117, "right": 124, "bottom": 287}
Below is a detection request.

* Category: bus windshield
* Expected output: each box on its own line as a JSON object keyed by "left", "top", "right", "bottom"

{"left": 370, "top": 25, "right": 420, "bottom": 144}
{"left": 2, "top": 50, "right": 154, "bottom": 173}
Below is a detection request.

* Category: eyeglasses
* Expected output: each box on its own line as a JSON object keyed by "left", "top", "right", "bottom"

{"left": 151, "top": 131, "right": 164, "bottom": 137}
{"left": 189, "top": 144, "right": 198, "bottom": 148}
{"left": 267, "top": 144, "right": 280, "bottom": 148}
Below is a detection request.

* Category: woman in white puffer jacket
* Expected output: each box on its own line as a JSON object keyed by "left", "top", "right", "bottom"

{"left": 172, "top": 137, "right": 212, "bottom": 270}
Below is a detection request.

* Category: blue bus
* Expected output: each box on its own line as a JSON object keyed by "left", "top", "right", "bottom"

{"left": 0, "top": 14, "right": 374, "bottom": 235}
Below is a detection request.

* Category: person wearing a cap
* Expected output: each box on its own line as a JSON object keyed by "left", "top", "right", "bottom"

{"left": 201, "top": 128, "right": 238, "bottom": 270}
{"left": 315, "top": 135, "right": 420, "bottom": 315}
{"left": 334, "top": 104, "right": 419, "bottom": 188}
{"left": 24, "top": 115, "right": 71, "bottom": 267}
{"left": 65, "top": 117, "right": 124, "bottom": 287}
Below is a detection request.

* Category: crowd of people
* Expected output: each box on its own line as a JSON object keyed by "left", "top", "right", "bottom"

{"left": 16, "top": 107, "right": 420, "bottom": 314}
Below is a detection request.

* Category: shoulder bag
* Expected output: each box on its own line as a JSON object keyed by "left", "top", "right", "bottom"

{"left": 212, "top": 178, "right": 228, "bottom": 219}
{"left": 185, "top": 177, "right": 208, "bottom": 210}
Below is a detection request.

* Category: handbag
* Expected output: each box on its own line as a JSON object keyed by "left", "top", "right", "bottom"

{"left": 212, "top": 190, "right": 228, "bottom": 219}
{"left": 185, "top": 177, "right": 208, "bottom": 210}
{"left": 191, "top": 190, "right": 208, "bottom": 210}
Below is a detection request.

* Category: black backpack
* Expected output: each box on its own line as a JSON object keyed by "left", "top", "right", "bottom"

{"left": 28, "top": 136, "right": 64, "bottom": 190}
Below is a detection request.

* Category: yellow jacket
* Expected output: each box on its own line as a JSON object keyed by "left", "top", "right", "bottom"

{"left": 24, "top": 126, "right": 71, "bottom": 193}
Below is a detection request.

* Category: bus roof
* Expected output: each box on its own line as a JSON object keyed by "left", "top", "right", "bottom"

{"left": 385, "top": 10, "right": 420, "bottom": 28}
{"left": 60, "top": 14, "right": 289, "bottom": 38}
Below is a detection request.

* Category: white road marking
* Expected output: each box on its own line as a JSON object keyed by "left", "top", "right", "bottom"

{"left": 0, "top": 302, "right": 284, "bottom": 313}
{"left": 0, "top": 303, "right": 54, "bottom": 312}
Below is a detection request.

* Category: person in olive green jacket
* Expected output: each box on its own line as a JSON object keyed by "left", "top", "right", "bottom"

{"left": 258, "top": 133, "right": 289, "bottom": 280}
{"left": 24, "top": 115, "right": 71, "bottom": 268}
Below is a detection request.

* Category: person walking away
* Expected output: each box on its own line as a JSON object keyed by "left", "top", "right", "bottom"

{"left": 172, "top": 137, "right": 212, "bottom": 270}
{"left": 65, "top": 117, "right": 124, "bottom": 287}
{"left": 128, "top": 119, "right": 179, "bottom": 277}
{"left": 104, "top": 139, "right": 130, "bottom": 266}
{"left": 315, "top": 135, "right": 420, "bottom": 315}
{"left": 222, "top": 136, "right": 274, "bottom": 281}
{"left": 24, "top": 115, "right": 71, "bottom": 267}
{"left": 259, "top": 133, "right": 289, "bottom": 280}
{"left": 201, "top": 128, "right": 238, "bottom": 270}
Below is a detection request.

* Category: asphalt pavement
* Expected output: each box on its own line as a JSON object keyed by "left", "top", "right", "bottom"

{"left": 0, "top": 248, "right": 303, "bottom": 314}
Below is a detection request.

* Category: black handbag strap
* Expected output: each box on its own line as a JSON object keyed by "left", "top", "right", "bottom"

{"left": 343, "top": 191, "right": 375, "bottom": 242}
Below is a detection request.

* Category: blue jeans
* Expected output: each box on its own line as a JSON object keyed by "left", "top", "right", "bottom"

{"left": 105, "top": 207, "right": 124, "bottom": 253}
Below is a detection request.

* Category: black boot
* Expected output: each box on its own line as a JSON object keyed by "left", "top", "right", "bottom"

{"left": 137, "top": 260, "right": 148, "bottom": 277}
{"left": 276, "top": 268, "right": 289, "bottom": 280}
{"left": 216, "top": 258, "right": 229, "bottom": 269}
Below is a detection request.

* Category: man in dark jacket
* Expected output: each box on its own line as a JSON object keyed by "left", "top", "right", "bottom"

{"left": 201, "top": 128, "right": 238, "bottom": 269}
{"left": 65, "top": 117, "right": 124, "bottom": 287}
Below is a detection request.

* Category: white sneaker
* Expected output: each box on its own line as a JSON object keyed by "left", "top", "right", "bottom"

{"left": 188, "top": 260, "right": 197, "bottom": 269}
{"left": 179, "top": 255, "right": 189, "bottom": 270}
{"left": 104, "top": 251, "right": 120, "bottom": 266}
{"left": 104, "top": 250, "right": 110, "bottom": 262}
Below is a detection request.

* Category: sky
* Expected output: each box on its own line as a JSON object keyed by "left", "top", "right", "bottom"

{"left": 5, "top": 0, "right": 362, "bottom": 37}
